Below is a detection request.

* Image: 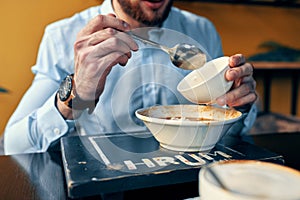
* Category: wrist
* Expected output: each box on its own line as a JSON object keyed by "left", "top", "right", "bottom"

{"left": 235, "top": 103, "right": 253, "bottom": 113}
{"left": 57, "top": 74, "right": 99, "bottom": 115}
{"left": 56, "top": 93, "right": 83, "bottom": 120}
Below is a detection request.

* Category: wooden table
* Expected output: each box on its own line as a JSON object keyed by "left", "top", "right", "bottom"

{"left": 249, "top": 132, "right": 300, "bottom": 170}
{"left": 0, "top": 132, "right": 298, "bottom": 200}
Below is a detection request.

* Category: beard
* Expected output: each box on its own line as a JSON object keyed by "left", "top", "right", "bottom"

{"left": 117, "top": 0, "right": 173, "bottom": 26}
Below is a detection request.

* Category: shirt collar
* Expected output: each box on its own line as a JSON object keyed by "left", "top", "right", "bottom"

{"left": 99, "top": 0, "right": 174, "bottom": 41}
{"left": 100, "top": 0, "right": 115, "bottom": 15}
{"left": 100, "top": 0, "right": 175, "bottom": 27}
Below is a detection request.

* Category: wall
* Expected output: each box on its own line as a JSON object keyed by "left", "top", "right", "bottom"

{"left": 0, "top": 0, "right": 101, "bottom": 134}
{"left": 174, "top": 1, "right": 300, "bottom": 115}
{"left": 1, "top": 1, "right": 300, "bottom": 134}
{"left": 175, "top": 2, "right": 300, "bottom": 57}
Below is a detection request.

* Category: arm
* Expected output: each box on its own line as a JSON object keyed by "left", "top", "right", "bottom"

{"left": 4, "top": 18, "right": 75, "bottom": 155}
{"left": 57, "top": 14, "right": 138, "bottom": 120}
{"left": 4, "top": 14, "right": 138, "bottom": 155}
{"left": 4, "top": 74, "right": 71, "bottom": 154}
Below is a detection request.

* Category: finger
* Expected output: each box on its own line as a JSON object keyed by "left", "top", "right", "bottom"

{"left": 87, "top": 28, "right": 138, "bottom": 51}
{"left": 75, "top": 38, "right": 133, "bottom": 75}
{"left": 216, "top": 91, "right": 257, "bottom": 107}
{"left": 96, "top": 51, "right": 132, "bottom": 71}
{"left": 107, "top": 13, "right": 116, "bottom": 18}
{"left": 75, "top": 50, "right": 131, "bottom": 98}
{"left": 228, "top": 91, "right": 258, "bottom": 107}
{"left": 230, "top": 83, "right": 254, "bottom": 100}
{"left": 216, "top": 81, "right": 256, "bottom": 106}
{"left": 241, "top": 76, "right": 256, "bottom": 90}
{"left": 118, "top": 53, "right": 132, "bottom": 66}
{"left": 91, "top": 36, "right": 135, "bottom": 59}
{"left": 226, "top": 62, "right": 254, "bottom": 81}
{"left": 78, "top": 14, "right": 130, "bottom": 37}
{"left": 114, "top": 31, "right": 139, "bottom": 51}
{"left": 229, "top": 54, "right": 246, "bottom": 67}
{"left": 104, "top": 52, "right": 132, "bottom": 67}
{"left": 94, "top": 50, "right": 129, "bottom": 96}
{"left": 231, "top": 75, "right": 256, "bottom": 89}
{"left": 87, "top": 28, "right": 117, "bottom": 46}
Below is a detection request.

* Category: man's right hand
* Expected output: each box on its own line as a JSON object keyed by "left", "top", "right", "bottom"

{"left": 73, "top": 13, "right": 138, "bottom": 102}
{"left": 57, "top": 14, "right": 138, "bottom": 119}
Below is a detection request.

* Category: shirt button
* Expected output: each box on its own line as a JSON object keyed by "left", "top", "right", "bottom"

{"left": 54, "top": 128, "right": 61, "bottom": 135}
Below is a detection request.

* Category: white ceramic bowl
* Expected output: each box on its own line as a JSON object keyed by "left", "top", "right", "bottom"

{"left": 199, "top": 160, "right": 300, "bottom": 200}
{"left": 135, "top": 104, "right": 242, "bottom": 152}
{"left": 177, "top": 56, "right": 233, "bottom": 104}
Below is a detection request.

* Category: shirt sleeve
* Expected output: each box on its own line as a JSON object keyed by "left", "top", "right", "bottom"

{"left": 4, "top": 77, "right": 74, "bottom": 154}
{"left": 3, "top": 7, "right": 98, "bottom": 155}
{"left": 4, "top": 26, "right": 75, "bottom": 155}
{"left": 225, "top": 103, "right": 258, "bottom": 138}
{"left": 240, "top": 103, "right": 258, "bottom": 135}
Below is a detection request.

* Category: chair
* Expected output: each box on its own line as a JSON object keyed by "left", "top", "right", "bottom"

{"left": 249, "top": 62, "right": 300, "bottom": 135}
{"left": 0, "top": 136, "right": 4, "bottom": 155}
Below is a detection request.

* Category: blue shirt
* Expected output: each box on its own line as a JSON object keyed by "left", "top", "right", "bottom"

{"left": 4, "top": 0, "right": 256, "bottom": 154}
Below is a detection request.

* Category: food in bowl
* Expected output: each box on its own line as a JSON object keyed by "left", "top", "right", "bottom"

{"left": 135, "top": 104, "right": 242, "bottom": 152}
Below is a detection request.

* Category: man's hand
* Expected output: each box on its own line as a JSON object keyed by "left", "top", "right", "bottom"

{"left": 56, "top": 14, "right": 138, "bottom": 119}
{"left": 216, "top": 54, "right": 257, "bottom": 109}
{"left": 73, "top": 14, "right": 138, "bottom": 101}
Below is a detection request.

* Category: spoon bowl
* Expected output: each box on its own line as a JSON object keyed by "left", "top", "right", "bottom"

{"left": 129, "top": 32, "right": 207, "bottom": 70}
{"left": 169, "top": 43, "right": 207, "bottom": 70}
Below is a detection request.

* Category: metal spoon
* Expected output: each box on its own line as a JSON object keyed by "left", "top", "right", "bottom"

{"left": 205, "top": 166, "right": 255, "bottom": 196}
{"left": 206, "top": 166, "right": 229, "bottom": 191}
{"left": 128, "top": 32, "right": 207, "bottom": 70}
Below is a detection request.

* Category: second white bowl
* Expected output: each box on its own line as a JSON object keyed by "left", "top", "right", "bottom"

{"left": 177, "top": 56, "right": 233, "bottom": 104}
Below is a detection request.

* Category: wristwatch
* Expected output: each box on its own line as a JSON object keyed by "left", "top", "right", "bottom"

{"left": 58, "top": 74, "right": 99, "bottom": 113}
{"left": 58, "top": 74, "right": 74, "bottom": 102}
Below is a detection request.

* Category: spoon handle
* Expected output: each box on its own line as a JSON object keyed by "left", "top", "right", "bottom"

{"left": 127, "top": 32, "right": 170, "bottom": 53}
{"left": 206, "top": 166, "right": 228, "bottom": 191}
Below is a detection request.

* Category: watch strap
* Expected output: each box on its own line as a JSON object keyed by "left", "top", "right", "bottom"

{"left": 67, "top": 96, "right": 99, "bottom": 114}
{"left": 61, "top": 74, "right": 99, "bottom": 114}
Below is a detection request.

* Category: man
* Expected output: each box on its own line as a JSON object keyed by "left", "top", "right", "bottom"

{"left": 4, "top": 0, "right": 257, "bottom": 155}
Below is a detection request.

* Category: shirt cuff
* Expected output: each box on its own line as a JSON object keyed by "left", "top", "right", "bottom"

{"left": 33, "top": 93, "right": 76, "bottom": 152}
{"left": 240, "top": 103, "right": 258, "bottom": 135}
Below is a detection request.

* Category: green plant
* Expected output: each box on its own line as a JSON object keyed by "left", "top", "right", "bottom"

{"left": 248, "top": 41, "right": 300, "bottom": 62}
{"left": 0, "top": 87, "right": 8, "bottom": 93}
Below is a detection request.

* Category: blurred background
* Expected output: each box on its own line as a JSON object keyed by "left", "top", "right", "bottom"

{"left": 1, "top": 0, "right": 300, "bottom": 135}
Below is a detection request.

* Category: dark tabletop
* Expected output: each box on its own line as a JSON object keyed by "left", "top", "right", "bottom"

{"left": 0, "top": 132, "right": 299, "bottom": 200}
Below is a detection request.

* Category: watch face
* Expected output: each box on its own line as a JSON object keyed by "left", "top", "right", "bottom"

{"left": 58, "top": 75, "right": 73, "bottom": 101}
